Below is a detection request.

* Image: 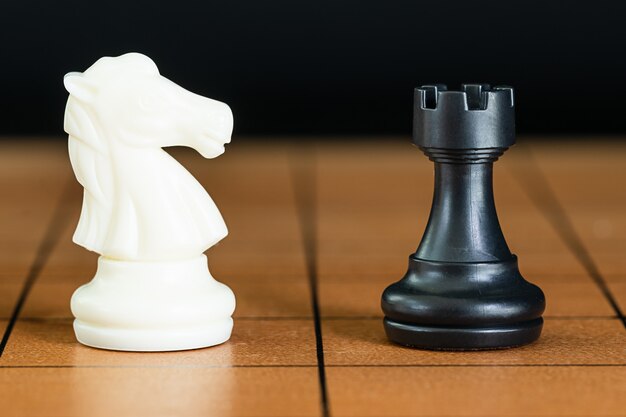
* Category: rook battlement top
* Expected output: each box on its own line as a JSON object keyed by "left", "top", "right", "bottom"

{"left": 417, "top": 84, "right": 514, "bottom": 111}
{"left": 413, "top": 84, "right": 516, "bottom": 150}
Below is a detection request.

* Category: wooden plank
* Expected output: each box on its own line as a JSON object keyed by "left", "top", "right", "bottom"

{"left": 0, "top": 367, "right": 321, "bottom": 417}
{"left": 18, "top": 143, "right": 312, "bottom": 321}
{"left": 315, "top": 141, "right": 613, "bottom": 322}
{"left": 319, "top": 275, "right": 614, "bottom": 319}
{"left": 527, "top": 141, "right": 626, "bottom": 316}
{"left": 1, "top": 319, "right": 317, "bottom": 367}
{"left": 0, "top": 139, "right": 320, "bottom": 417}
{"left": 322, "top": 318, "right": 626, "bottom": 366}
{"left": 315, "top": 139, "right": 624, "bottom": 416}
{"left": 0, "top": 139, "right": 72, "bottom": 322}
{"left": 1, "top": 138, "right": 625, "bottom": 417}
{"left": 20, "top": 211, "right": 312, "bottom": 320}
{"left": 326, "top": 366, "right": 626, "bottom": 417}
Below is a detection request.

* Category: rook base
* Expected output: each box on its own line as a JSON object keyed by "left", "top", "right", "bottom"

{"left": 383, "top": 317, "right": 543, "bottom": 350}
{"left": 382, "top": 256, "right": 545, "bottom": 351}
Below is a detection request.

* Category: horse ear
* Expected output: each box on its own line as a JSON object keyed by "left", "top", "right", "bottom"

{"left": 64, "top": 72, "right": 97, "bottom": 103}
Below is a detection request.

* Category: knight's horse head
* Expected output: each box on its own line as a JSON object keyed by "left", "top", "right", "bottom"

{"left": 64, "top": 52, "right": 233, "bottom": 158}
{"left": 64, "top": 53, "right": 233, "bottom": 258}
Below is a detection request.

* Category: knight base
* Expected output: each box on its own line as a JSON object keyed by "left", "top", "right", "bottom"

{"left": 71, "top": 255, "right": 235, "bottom": 352}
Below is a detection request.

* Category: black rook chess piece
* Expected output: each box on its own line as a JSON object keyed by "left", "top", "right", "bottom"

{"left": 381, "top": 84, "right": 545, "bottom": 350}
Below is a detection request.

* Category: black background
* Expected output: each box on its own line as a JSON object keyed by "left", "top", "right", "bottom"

{"left": 1, "top": 0, "right": 625, "bottom": 136}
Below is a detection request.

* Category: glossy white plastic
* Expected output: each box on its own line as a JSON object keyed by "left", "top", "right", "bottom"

{"left": 64, "top": 52, "right": 235, "bottom": 351}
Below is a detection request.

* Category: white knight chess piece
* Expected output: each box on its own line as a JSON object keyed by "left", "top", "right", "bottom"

{"left": 64, "top": 52, "right": 236, "bottom": 351}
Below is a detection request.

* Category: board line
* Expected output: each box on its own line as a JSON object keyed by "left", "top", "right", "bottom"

{"left": 0, "top": 176, "right": 76, "bottom": 357}
{"left": 512, "top": 147, "right": 626, "bottom": 330}
{"left": 1, "top": 363, "right": 625, "bottom": 369}
{"left": 7, "top": 315, "right": 619, "bottom": 322}
{"left": 291, "top": 146, "right": 331, "bottom": 417}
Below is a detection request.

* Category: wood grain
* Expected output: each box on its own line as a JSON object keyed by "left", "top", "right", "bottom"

{"left": 0, "top": 367, "right": 321, "bottom": 417}
{"left": 322, "top": 318, "right": 626, "bottom": 366}
{"left": 1, "top": 137, "right": 625, "bottom": 417}
{"left": 326, "top": 367, "right": 626, "bottom": 417}
{"left": 2, "top": 319, "right": 317, "bottom": 367}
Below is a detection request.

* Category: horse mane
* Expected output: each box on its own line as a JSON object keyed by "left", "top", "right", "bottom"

{"left": 64, "top": 53, "right": 230, "bottom": 259}
{"left": 65, "top": 97, "right": 113, "bottom": 253}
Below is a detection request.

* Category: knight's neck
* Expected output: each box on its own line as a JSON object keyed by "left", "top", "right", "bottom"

{"left": 111, "top": 144, "right": 164, "bottom": 157}
{"left": 109, "top": 146, "right": 172, "bottom": 180}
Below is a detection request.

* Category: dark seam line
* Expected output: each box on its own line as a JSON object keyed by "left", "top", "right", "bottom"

{"left": 234, "top": 316, "right": 314, "bottom": 321}
{"left": 0, "top": 364, "right": 318, "bottom": 369}
{"left": 7, "top": 315, "right": 618, "bottom": 323}
{"left": 290, "top": 148, "right": 330, "bottom": 417}
{"left": 325, "top": 363, "right": 626, "bottom": 368}
{"left": 10, "top": 316, "right": 315, "bottom": 322}
{"left": 0, "top": 176, "right": 75, "bottom": 357}
{"left": 319, "top": 315, "right": 618, "bottom": 321}
{"left": 511, "top": 147, "right": 626, "bottom": 329}
{"left": 2, "top": 363, "right": 625, "bottom": 369}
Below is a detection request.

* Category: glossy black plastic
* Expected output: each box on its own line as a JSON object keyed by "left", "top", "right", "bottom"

{"left": 381, "top": 84, "right": 545, "bottom": 350}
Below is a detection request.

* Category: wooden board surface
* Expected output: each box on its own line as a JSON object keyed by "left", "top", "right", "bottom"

{"left": 0, "top": 137, "right": 625, "bottom": 417}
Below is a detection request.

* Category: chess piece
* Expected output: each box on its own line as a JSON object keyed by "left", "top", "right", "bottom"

{"left": 64, "top": 53, "right": 235, "bottom": 351}
{"left": 382, "top": 84, "right": 545, "bottom": 350}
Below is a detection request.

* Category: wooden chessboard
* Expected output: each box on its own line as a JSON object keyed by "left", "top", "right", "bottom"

{"left": 1, "top": 138, "right": 625, "bottom": 417}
